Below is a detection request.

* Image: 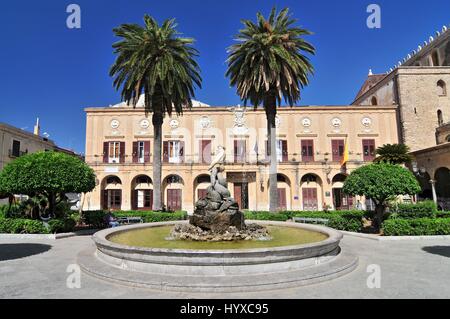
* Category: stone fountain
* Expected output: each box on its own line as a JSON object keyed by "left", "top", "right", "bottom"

{"left": 79, "top": 146, "right": 358, "bottom": 292}
{"left": 171, "top": 146, "right": 269, "bottom": 241}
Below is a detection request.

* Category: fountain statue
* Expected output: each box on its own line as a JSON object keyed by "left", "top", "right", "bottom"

{"left": 190, "top": 146, "right": 245, "bottom": 232}
{"left": 170, "top": 146, "right": 269, "bottom": 241}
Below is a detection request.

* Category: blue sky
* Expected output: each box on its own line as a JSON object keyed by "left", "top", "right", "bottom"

{"left": 0, "top": 0, "right": 449, "bottom": 153}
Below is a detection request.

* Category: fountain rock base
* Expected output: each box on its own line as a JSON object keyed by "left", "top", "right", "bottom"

{"left": 169, "top": 223, "right": 270, "bottom": 242}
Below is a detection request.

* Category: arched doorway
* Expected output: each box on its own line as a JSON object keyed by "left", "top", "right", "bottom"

{"left": 131, "top": 175, "right": 153, "bottom": 210}
{"left": 101, "top": 176, "right": 122, "bottom": 210}
{"left": 416, "top": 172, "right": 432, "bottom": 201}
{"left": 300, "top": 174, "right": 322, "bottom": 211}
{"left": 331, "top": 173, "right": 354, "bottom": 210}
{"left": 163, "top": 175, "right": 184, "bottom": 211}
{"left": 435, "top": 167, "right": 450, "bottom": 209}
{"left": 270, "top": 174, "right": 291, "bottom": 211}
{"left": 194, "top": 174, "right": 210, "bottom": 202}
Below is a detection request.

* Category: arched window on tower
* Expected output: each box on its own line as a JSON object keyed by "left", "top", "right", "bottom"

{"left": 437, "top": 110, "right": 444, "bottom": 126}
{"left": 371, "top": 96, "right": 378, "bottom": 106}
{"left": 437, "top": 80, "right": 447, "bottom": 96}
{"left": 432, "top": 51, "right": 440, "bottom": 66}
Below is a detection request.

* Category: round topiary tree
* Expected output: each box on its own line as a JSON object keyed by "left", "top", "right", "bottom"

{"left": 0, "top": 151, "right": 96, "bottom": 216}
{"left": 343, "top": 163, "right": 421, "bottom": 230}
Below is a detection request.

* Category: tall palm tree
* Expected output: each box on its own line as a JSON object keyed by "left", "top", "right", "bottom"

{"left": 110, "top": 15, "right": 202, "bottom": 211}
{"left": 374, "top": 144, "right": 412, "bottom": 165}
{"left": 226, "top": 7, "right": 315, "bottom": 212}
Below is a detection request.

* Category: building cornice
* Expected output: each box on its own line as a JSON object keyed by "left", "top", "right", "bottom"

{"left": 410, "top": 142, "right": 450, "bottom": 155}
{"left": 85, "top": 105, "right": 398, "bottom": 114}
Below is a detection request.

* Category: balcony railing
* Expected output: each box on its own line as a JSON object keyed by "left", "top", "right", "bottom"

{"left": 85, "top": 151, "right": 371, "bottom": 166}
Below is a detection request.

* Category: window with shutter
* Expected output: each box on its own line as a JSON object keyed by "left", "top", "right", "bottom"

{"left": 301, "top": 140, "right": 314, "bottom": 162}
{"left": 362, "top": 139, "right": 376, "bottom": 161}
{"left": 332, "top": 140, "right": 345, "bottom": 162}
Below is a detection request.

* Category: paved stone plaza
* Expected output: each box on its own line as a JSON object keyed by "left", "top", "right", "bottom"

{"left": 1, "top": 234, "right": 450, "bottom": 299}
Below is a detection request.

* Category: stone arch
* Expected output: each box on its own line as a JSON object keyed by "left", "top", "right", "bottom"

{"left": 331, "top": 173, "right": 355, "bottom": 210}
{"left": 438, "top": 110, "right": 444, "bottom": 126}
{"left": 371, "top": 96, "right": 378, "bottom": 106}
{"left": 194, "top": 174, "right": 211, "bottom": 202}
{"left": 163, "top": 174, "right": 184, "bottom": 211}
{"left": 276, "top": 173, "right": 292, "bottom": 211}
{"left": 435, "top": 167, "right": 450, "bottom": 206}
{"left": 416, "top": 172, "right": 432, "bottom": 201}
{"left": 300, "top": 173, "right": 323, "bottom": 211}
{"left": 131, "top": 175, "right": 153, "bottom": 210}
{"left": 437, "top": 80, "right": 447, "bottom": 96}
{"left": 101, "top": 175, "right": 122, "bottom": 210}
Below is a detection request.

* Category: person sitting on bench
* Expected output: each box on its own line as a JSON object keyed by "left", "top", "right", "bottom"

{"left": 105, "top": 210, "right": 120, "bottom": 228}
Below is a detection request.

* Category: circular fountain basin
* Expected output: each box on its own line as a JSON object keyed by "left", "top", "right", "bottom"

{"left": 79, "top": 221, "right": 358, "bottom": 292}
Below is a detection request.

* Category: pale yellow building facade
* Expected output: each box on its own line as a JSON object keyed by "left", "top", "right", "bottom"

{"left": 83, "top": 104, "right": 399, "bottom": 212}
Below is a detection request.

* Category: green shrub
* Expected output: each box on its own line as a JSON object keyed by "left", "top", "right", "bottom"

{"left": 437, "top": 211, "right": 450, "bottom": 219}
{"left": 391, "top": 200, "right": 437, "bottom": 219}
{"left": 0, "top": 218, "right": 48, "bottom": 234}
{"left": 0, "top": 204, "right": 21, "bottom": 219}
{"left": 82, "top": 210, "right": 107, "bottom": 228}
{"left": 382, "top": 218, "right": 450, "bottom": 236}
{"left": 47, "top": 218, "right": 77, "bottom": 234}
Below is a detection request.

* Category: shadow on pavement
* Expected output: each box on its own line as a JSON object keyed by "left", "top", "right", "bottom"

{"left": 0, "top": 243, "right": 52, "bottom": 261}
{"left": 422, "top": 246, "right": 450, "bottom": 258}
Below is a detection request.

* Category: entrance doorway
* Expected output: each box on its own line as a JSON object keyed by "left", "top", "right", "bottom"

{"left": 302, "top": 188, "right": 318, "bottom": 211}
{"left": 167, "top": 189, "right": 182, "bottom": 211}
{"left": 277, "top": 188, "right": 287, "bottom": 211}
{"left": 234, "top": 183, "right": 249, "bottom": 210}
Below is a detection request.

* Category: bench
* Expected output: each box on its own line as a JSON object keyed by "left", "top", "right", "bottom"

{"left": 293, "top": 217, "right": 329, "bottom": 225}
{"left": 116, "top": 217, "right": 144, "bottom": 225}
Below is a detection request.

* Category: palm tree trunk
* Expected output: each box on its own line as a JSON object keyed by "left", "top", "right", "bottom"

{"left": 152, "top": 112, "right": 164, "bottom": 211}
{"left": 265, "top": 97, "right": 278, "bottom": 213}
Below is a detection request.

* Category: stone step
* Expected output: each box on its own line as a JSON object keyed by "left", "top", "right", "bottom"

{"left": 77, "top": 247, "right": 358, "bottom": 293}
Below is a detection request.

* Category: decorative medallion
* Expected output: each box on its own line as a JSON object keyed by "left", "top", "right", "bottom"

{"left": 169, "top": 119, "right": 180, "bottom": 130}
{"left": 140, "top": 119, "right": 150, "bottom": 129}
{"left": 110, "top": 119, "right": 120, "bottom": 129}
{"left": 331, "top": 117, "right": 342, "bottom": 128}
{"left": 362, "top": 117, "right": 372, "bottom": 127}
{"left": 301, "top": 117, "right": 312, "bottom": 127}
{"left": 229, "top": 106, "right": 248, "bottom": 135}
{"left": 199, "top": 116, "right": 212, "bottom": 129}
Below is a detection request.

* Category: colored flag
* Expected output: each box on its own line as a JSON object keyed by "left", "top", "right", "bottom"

{"left": 340, "top": 138, "right": 349, "bottom": 167}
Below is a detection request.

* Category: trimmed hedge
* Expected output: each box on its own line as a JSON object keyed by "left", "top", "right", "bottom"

{"left": 437, "top": 211, "right": 450, "bottom": 218}
{"left": 244, "top": 210, "right": 365, "bottom": 232}
{"left": 0, "top": 218, "right": 48, "bottom": 234}
{"left": 291, "top": 211, "right": 365, "bottom": 232}
{"left": 114, "top": 211, "right": 188, "bottom": 223}
{"left": 82, "top": 210, "right": 188, "bottom": 228}
{"left": 383, "top": 218, "right": 450, "bottom": 236}
{"left": 244, "top": 211, "right": 290, "bottom": 221}
{"left": 391, "top": 201, "right": 437, "bottom": 219}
